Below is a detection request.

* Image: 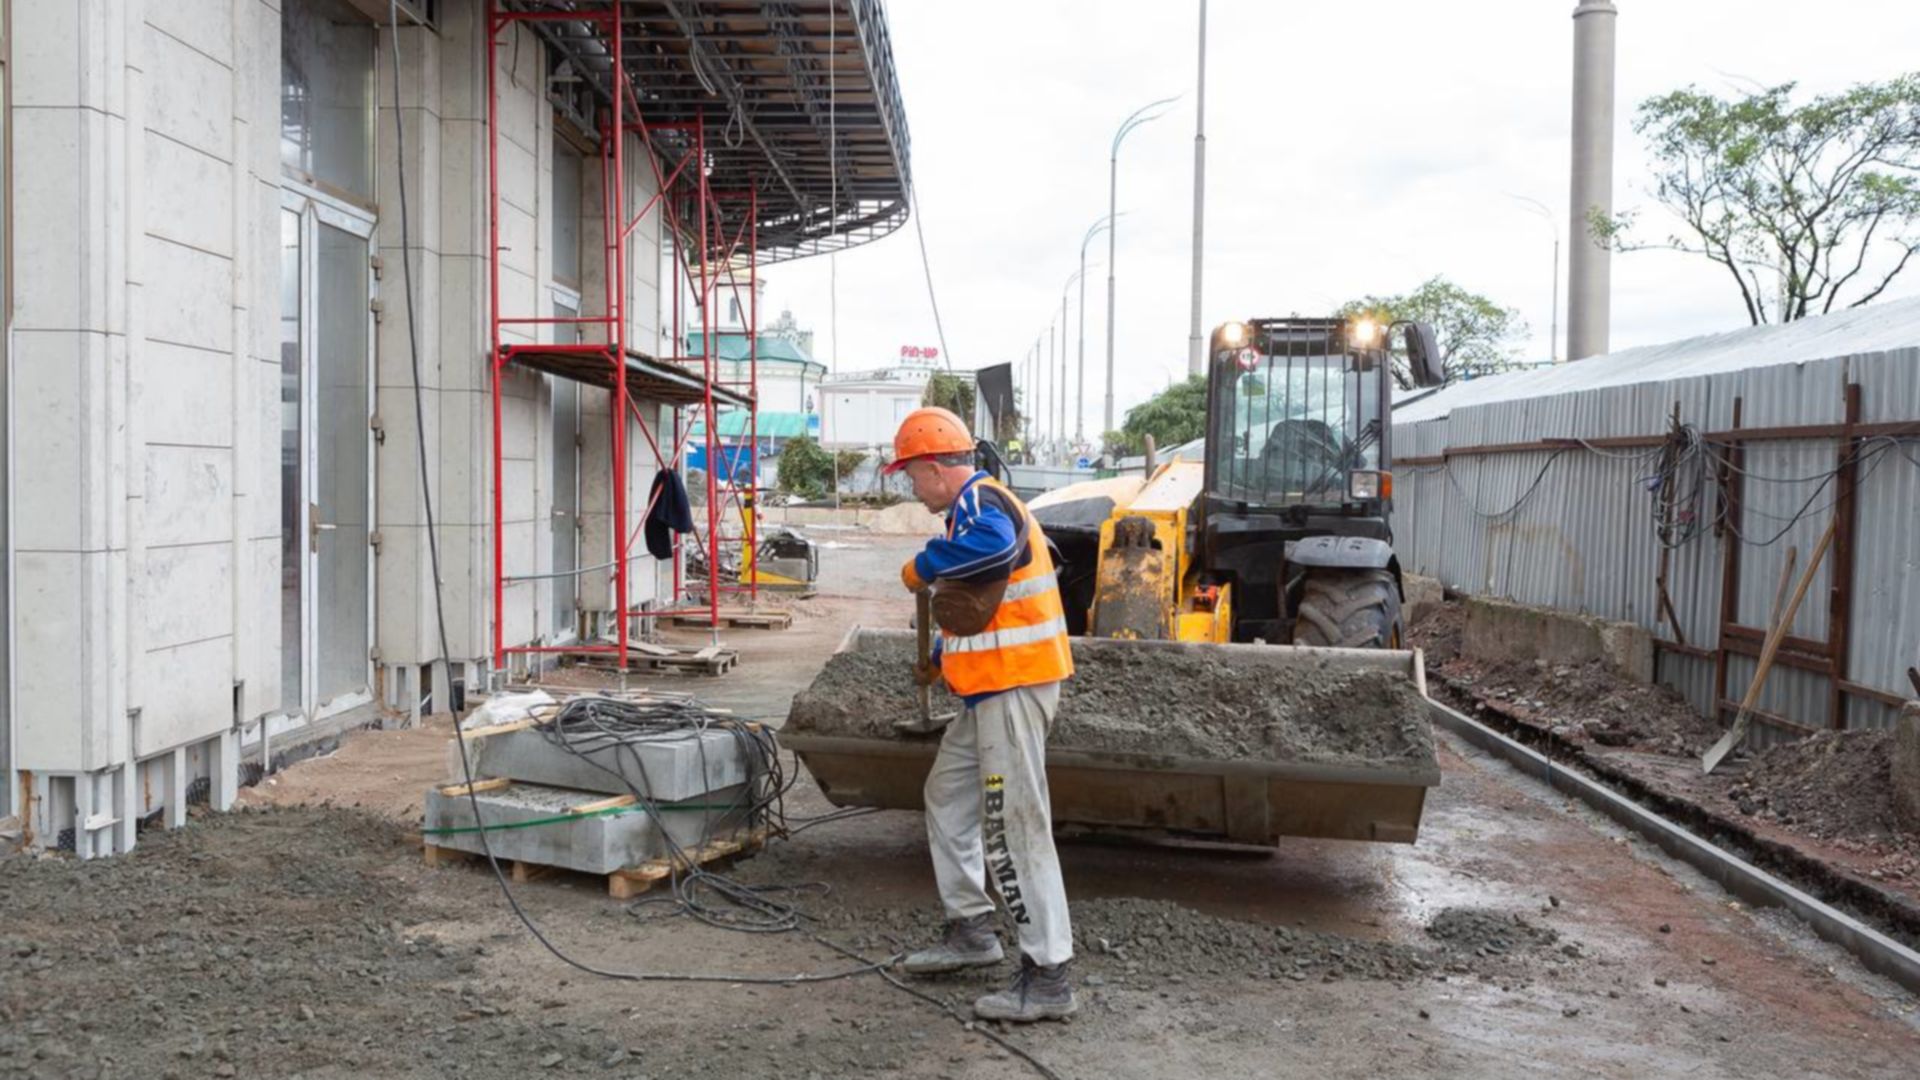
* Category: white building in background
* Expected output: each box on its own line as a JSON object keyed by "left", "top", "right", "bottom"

{"left": 820, "top": 348, "right": 970, "bottom": 451}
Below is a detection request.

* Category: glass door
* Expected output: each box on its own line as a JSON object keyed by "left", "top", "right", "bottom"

{"left": 549, "top": 293, "right": 582, "bottom": 640}
{"left": 279, "top": 189, "right": 376, "bottom": 722}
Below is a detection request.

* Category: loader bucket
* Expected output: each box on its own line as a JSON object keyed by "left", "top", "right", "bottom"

{"left": 784, "top": 629, "right": 1439, "bottom": 846}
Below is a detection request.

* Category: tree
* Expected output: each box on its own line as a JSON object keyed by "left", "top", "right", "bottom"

{"left": 775, "top": 435, "right": 854, "bottom": 500}
{"left": 1106, "top": 375, "right": 1208, "bottom": 456}
{"left": 1594, "top": 76, "right": 1920, "bottom": 324}
{"left": 1336, "top": 276, "right": 1527, "bottom": 387}
{"left": 921, "top": 371, "right": 976, "bottom": 423}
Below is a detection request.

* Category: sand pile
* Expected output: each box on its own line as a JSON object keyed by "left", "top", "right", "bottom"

{"left": 865, "top": 502, "right": 943, "bottom": 535}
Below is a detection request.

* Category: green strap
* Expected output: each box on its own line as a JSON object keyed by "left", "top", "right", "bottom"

{"left": 421, "top": 801, "right": 739, "bottom": 837}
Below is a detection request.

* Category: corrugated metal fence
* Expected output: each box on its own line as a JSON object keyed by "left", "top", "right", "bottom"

{"left": 1391, "top": 340, "right": 1920, "bottom": 748}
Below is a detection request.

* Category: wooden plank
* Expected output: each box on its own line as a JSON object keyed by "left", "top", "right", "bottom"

{"left": 1703, "top": 518, "right": 1835, "bottom": 773}
{"left": 567, "top": 793, "right": 638, "bottom": 815}
{"left": 608, "top": 864, "right": 672, "bottom": 900}
{"left": 510, "top": 861, "right": 553, "bottom": 884}
{"left": 437, "top": 777, "right": 511, "bottom": 797}
{"left": 423, "top": 843, "right": 476, "bottom": 868}
{"left": 605, "top": 827, "right": 771, "bottom": 899}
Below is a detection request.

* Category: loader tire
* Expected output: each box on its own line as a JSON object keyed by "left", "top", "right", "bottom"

{"left": 1293, "top": 569, "right": 1403, "bottom": 650}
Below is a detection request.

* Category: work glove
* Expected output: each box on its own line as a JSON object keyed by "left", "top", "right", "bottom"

{"left": 901, "top": 557, "right": 928, "bottom": 593}
{"left": 913, "top": 660, "right": 937, "bottom": 688}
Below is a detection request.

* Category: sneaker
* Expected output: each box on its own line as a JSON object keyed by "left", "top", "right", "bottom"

{"left": 901, "top": 913, "right": 1004, "bottom": 974}
{"left": 971, "top": 956, "right": 1077, "bottom": 1022}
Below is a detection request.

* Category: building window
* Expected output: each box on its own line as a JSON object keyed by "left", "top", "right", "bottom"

{"left": 281, "top": 0, "right": 376, "bottom": 201}
{"left": 552, "top": 137, "right": 582, "bottom": 287}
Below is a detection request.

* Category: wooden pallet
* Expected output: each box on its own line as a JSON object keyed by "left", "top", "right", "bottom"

{"left": 607, "top": 828, "right": 770, "bottom": 899}
{"left": 422, "top": 826, "right": 770, "bottom": 900}
{"left": 669, "top": 608, "right": 793, "bottom": 630}
{"left": 573, "top": 642, "right": 738, "bottom": 676}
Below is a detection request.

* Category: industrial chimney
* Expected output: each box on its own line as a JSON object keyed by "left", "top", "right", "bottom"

{"left": 1567, "top": 0, "right": 1616, "bottom": 361}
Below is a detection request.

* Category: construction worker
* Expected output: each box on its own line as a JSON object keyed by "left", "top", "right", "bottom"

{"left": 883, "top": 406, "right": 1078, "bottom": 1023}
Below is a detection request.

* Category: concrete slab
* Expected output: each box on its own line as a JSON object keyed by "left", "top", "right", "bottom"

{"left": 1896, "top": 702, "right": 1920, "bottom": 833}
{"left": 454, "top": 724, "right": 754, "bottom": 803}
{"left": 1462, "top": 594, "right": 1654, "bottom": 682}
{"left": 1401, "top": 573, "right": 1446, "bottom": 627}
{"left": 423, "top": 780, "right": 752, "bottom": 875}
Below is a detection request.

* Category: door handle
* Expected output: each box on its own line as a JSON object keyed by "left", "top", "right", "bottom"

{"left": 310, "top": 504, "right": 338, "bottom": 553}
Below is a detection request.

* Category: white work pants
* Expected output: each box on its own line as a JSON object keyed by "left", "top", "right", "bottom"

{"left": 923, "top": 680, "right": 1073, "bottom": 967}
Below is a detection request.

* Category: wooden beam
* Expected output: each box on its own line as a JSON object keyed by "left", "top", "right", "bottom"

{"left": 437, "top": 777, "right": 510, "bottom": 798}
{"left": 1826, "top": 383, "right": 1862, "bottom": 730}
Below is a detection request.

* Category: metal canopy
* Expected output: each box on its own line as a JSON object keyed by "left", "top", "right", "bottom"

{"left": 507, "top": 0, "right": 912, "bottom": 264}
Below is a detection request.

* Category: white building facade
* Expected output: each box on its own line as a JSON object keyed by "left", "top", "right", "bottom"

{"left": 820, "top": 352, "right": 967, "bottom": 451}
{"left": 0, "top": 0, "right": 910, "bottom": 853}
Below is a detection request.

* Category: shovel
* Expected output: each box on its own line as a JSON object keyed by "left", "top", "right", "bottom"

{"left": 1702, "top": 518, "right": 1834, "bottom": 774}
{"left": 894, "top": 590, "right": 957, "bottom": 736}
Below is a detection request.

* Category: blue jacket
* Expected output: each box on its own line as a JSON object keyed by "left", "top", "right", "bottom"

{"left": 915, "top": 472, "right": 1034, "bottom": 704}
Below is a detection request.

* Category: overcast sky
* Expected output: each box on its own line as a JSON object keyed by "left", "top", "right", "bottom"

{"left": 760, "top": 0, "right": 1920, "bottom": 438}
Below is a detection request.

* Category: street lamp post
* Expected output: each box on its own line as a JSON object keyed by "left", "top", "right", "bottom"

{"left": 1058, "top": 292, "right": 1068, "bottom": 453}
{"left": 1047, "top": 320, "right": 1057, "bottom": 457}
{"left": 1076, "top": 216, "right": 1115, "bottom": 445}
{"left": 1508, "top": 193, "right": 1561, "bottom": 364}
{"left": 1104, "top": 96, "right": 1180, "bottom": 436}
{"left": 1187, "top": 0, "right": 1209, "bottom": 376}
{"left": 1023, "top": 342, "right": 1035, "bottom": 444}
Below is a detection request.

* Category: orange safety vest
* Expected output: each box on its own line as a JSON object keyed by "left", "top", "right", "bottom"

{"left": 938, "top": 478, "right": 1075, "bottom": 697}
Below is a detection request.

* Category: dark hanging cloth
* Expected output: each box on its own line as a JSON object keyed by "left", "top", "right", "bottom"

{"left": 645, "top": 468, "right": 695, "bottom": 560}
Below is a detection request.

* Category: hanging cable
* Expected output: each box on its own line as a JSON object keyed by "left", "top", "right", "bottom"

{"left": 394, "top": 1, "right": 884, "bottom": 988}
{"left": 910, "top": 189, "right": 954, "bottom": 373}
{"left": 388, "top": 16, "right": 1066, "bottom": 1075}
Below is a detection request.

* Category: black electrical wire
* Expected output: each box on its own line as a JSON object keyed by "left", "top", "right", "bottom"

{"left": 387, "top": 0, "right": 890, "bottom": 988}
{"left": 387, "top": 18, "right": 1067, "bottom": 1076}
{"left": 381, "top": 19, "right": 1070, "bottom": 1078}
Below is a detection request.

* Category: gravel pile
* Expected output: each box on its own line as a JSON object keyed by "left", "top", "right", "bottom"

{"left": 789, "top": 634, "right": 1436, "bottom": 768}
{"left": 0, "top": 808, "right": 621, "bottom": 1079}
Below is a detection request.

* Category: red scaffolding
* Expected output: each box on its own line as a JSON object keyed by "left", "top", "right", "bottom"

{"left": 485, "top": 2, "right": 761, "bottom": 675}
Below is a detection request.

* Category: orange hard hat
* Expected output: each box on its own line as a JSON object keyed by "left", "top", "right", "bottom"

{"left": 884, "top": 406, "right": 974, "bottom": 474}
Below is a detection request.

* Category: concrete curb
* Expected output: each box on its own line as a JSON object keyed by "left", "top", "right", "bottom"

{"left": 1427, "top": 699, "right": 1920, "bottom": 996}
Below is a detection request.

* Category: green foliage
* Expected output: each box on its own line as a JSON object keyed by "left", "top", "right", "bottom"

{"left": 1107, "top": 375, "right": 1209, "bottom": 456}
{"left": 1597, "top": 75, "right": 1920, "bottom": 324}
{"left": 997, "top": 390, "right": 1023, "bottom": 445}
{"left": 1336, "top": 276, "right": 1526, "bottom": 387}
{"left": 834, "top": 448, "right": 865, "bottom": 481}
{"left": 921, "top": 372, "right": 977, "bottom": 424}
{"left": 776, "top": 435, "right": 835, "bottom": 500}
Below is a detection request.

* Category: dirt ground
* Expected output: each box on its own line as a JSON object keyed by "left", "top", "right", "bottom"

{"left": 6, "top": 534, "right": 1920, "bottom": 1079}
{"left": 1410, "top": 599, "right": 1920, "bottom": 909}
